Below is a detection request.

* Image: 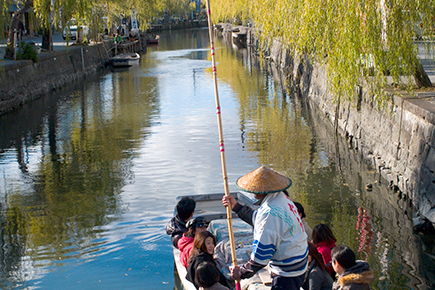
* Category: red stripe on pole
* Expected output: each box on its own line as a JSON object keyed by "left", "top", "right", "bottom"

{"left": 220, "top": 143, "right": 225, "bottom": 152}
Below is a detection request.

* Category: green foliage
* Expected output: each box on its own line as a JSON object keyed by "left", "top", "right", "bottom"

{"left": 6, "top": 42, "right": 38, "bottom": 62}
{"left": 0, "top": 0, "right": 8, "bottom": 40}
{"left": 17, "top": 42, "right": 38, "bottom": 62}
{"left": 1, "top": 0, "right": 192, "bottom": 47}
{"left": 210, "top": 0, "right": 435, "bottom": 102}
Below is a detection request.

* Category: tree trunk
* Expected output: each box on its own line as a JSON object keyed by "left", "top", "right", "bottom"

{"left": 4, "top": 0, "right": 34, "bottom": 59}
{"left": 42, "top": 28, "right": 53, "bottom": 51}
{"left": 414, "top": 62, "right": 432, "bottom": 88}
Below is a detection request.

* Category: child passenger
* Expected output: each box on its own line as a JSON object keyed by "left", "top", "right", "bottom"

{"left": 166, "top": 197, "right": 196, "bottom": 248}
{"left": 312, "top": 223, "right": 337, "bottom": 276}
{"left": 178, "top": 216, "right": 208, "bottom": 268}
{"left": 331, "top": 246, "right": 374, "bottom": 290}
{"left": 195, "top": 261, "right": 230, "bottom": 290}
{"left": 186, "top": 231, "right": 230, "bottom": 290}
{"left": 302, "top": 242, "right": 333, "bottom": 290}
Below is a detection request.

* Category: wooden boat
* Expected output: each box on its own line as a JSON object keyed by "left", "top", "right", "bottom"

{"left": 171, "top": 192, "right": 272, "bottom": 290}
{"left": 147, "top": 35, "right": 160, "bottom": 45}
{"left": 110, "top": 53, "right": 140, "bottom": 67}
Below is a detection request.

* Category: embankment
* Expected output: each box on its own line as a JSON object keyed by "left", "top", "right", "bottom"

{"left": 0, "top": 21, "right": 208, "bottom": 116}
{"left": 215, "top": 23, "right": 435, "bottom": 226}
{"left": 0, "top": 40, "right": 117, "bottom": 115}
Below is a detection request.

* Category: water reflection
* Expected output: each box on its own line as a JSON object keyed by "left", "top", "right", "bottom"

{"left": 0, "top": 28, "right": 433, "bottom": 289}
{"left": 214, "top": 38, "right": 435, "bottom": 289}
{"left": 0, "top": 62, "right": 160, "bottom": 288}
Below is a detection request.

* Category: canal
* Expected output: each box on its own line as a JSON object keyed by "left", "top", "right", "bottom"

{"left": 0, "top": 27, "right": 434, "bottom": 289}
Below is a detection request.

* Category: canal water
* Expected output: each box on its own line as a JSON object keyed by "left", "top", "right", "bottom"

{"left": 0, "top": 28, "right": 434, "bottom": 289}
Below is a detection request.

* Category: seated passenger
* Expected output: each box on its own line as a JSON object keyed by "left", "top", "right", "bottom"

{"left": 331, "top": 246, "right": 374, "bottom": 290}
{"left": 186, "top": 231, "right": 230, "bottom": 289}
{"left": 294, "top": 201, "right": 313, "bottom": 241}
{"left": 178, "top": 216, "right": 208, "bottom": 268}
{"left": 195, "top": 261, "right": 230, "bottom": 290}
{"left": 302, "top": 242, "right": 333, "bottom": 290}
{"left": 313, "top": 223, "right": 337, "bottom": 276}
{"left": 166, "top": 197, "right": 196, "bottom": 248}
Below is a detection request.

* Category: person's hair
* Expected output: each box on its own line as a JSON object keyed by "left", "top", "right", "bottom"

{"left": 195, "top": 261, "right": 220, "bottom": 288}
{"left": 308, "top": 242, "right": 328, "bottom": 273}
{"left": 187, "top": 231, "right": 216, "bottom": 265}
{"left": 331, "top": 246, "right": 356, "bottom": 270}
{"left": 177, "top": 197, "right": 196, "bottom": 221}
{"left": 185, "top": 217, "right": 207, "bottom": 238}
{"left": 294, "top": 201, "right": 306, "bottom": 219}
{"left": 312, "top": 224, "right": 336, "bottom": 245}
{"left": 184, "top": 227, "right": 196, "bottom": 238}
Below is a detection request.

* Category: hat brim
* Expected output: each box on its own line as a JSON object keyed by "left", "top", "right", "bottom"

{"left": 235, "top": 166, "right": 292, "bottom": 194}
{"left": 236, "top": 176, "right": 292, "bottom": 194}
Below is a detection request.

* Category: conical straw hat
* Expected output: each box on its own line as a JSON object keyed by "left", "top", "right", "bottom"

{"left": 236, "top": 166, "right": 292, "bottom": 194}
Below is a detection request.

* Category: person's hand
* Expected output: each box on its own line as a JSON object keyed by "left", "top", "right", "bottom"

{"left": 222, "top": 195, "right": 237, "bottom": 210}
{"left": 229, "top": 265, "right": 241, "bottom": 280}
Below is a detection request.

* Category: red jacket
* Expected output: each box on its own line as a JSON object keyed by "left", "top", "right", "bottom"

{"left": 178, "top": 235, "right": 194, "bottom": 268}
{"left": 316, "top": 240, "right": 336, "bottom": 274}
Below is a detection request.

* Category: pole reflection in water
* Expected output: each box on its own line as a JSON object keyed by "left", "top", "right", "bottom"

{"left": 0, "top": 28, "right": 433, "bottom": 290}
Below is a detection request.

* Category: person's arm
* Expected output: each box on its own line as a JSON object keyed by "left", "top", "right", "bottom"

{"left": 233, "top": 203, "right": 254, "bottom": 226}
{"left": 230, "top": 259, "right": 267, "bottom": 280}
{"left": 166, "top": 217, "right": 176, "bottom": 235}
{"left": 166, "top": 217, "right": 186, "bottom": 248}
{"left": 222, "top": 195, "right": 254, "bottom": 226}
{"left": 171, "top": 232, "right": 183, "bottom": 248}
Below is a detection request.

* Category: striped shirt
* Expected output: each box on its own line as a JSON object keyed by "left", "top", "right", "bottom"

{"left": 251, "top": 192, "right": 308, "bottom": 277}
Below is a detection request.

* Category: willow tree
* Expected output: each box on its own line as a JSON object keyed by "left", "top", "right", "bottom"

{"left": 106, "top": 0, "right": 161, "bottom": 32}
{"left": 0, "top": 0, "right": 8, "bottom": 39}
{"left": 3, "top": 0, "right": 33, "bottom": 58}
{"left": 0, "top": 0, "right": 176, "bottom": 55}
{"left": 211, "top": 0, "right": 435, "bottom": 101}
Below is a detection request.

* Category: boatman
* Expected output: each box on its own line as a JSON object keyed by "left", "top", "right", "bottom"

{"left": 222, "top": 166, "right": 308, "bottom": 290}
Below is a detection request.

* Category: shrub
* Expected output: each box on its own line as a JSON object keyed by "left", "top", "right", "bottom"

{"left": 17, "top": 42, "right": 38, "bottom": 62}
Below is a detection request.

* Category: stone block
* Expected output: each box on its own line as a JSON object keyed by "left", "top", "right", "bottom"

{"left": 425, "top": 146, "right": 435, "bottom": 173}
{"left": 423, "top": 207, "right": 435, "bottom": 223}
{"left": 408, "top": 136, "right": 428, "bottom": 167}
{"left": 425, "top": 123, "right": 435, "bottom": 148}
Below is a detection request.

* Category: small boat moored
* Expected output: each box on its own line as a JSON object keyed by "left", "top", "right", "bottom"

{"left": 147, "top": 35, "right": 160, "bottom": 45}
{"left": 110, "top": 53, "right": 140, "bottom": 67}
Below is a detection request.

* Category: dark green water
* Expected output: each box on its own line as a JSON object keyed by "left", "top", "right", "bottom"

{"left": 0, "top": 28, "right": 433, "bottom": 289}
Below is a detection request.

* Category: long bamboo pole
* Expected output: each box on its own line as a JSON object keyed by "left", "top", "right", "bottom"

{"left": 204, "top": 2, "right": 241, "bottom": 290}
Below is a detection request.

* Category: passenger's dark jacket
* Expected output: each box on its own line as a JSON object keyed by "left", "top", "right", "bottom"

{"left": 166, "top": 215, "right": 188, "bottom": 248}
{"left": 332, "top": 261, "right": 374, "bottom": 290}
{"left": 302, "top": 260, "right": 333, "bottom": 290}
{"left": 186, "top": 252, "right": 230, "bottom": 289}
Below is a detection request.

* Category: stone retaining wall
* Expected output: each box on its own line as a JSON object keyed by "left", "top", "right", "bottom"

{"left": 0, "top": 40, "right": 114, "bottom": 115}
{"left": 0, "top": 22, "right": 206, "bottom": 116}
{"left": 215, "top": 23, "right": 435, "bottom": 224}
